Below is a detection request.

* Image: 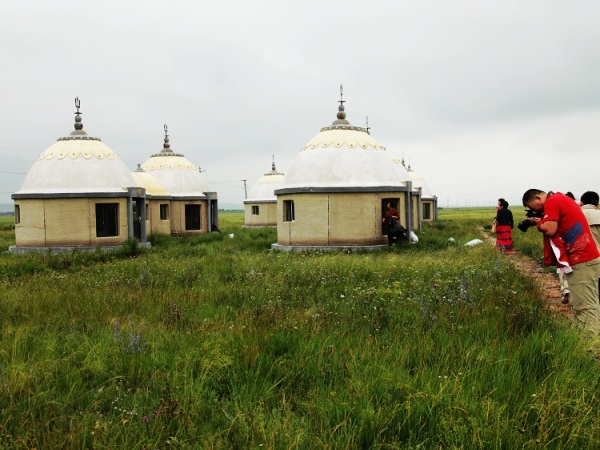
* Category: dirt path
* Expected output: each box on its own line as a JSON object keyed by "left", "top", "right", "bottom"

{"left": 481, "top": 228, "right": 573, "bottom": 320}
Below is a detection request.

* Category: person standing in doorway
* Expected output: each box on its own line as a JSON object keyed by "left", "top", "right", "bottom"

{"left": 382, "top": 201, "right": 406, "bottom": 245}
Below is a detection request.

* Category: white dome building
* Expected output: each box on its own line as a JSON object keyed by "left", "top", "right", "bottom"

{"left": 139, "top": 126, "right": 218, "bottom": 236}
{"left": 243, "top": 158, "right": 284, "bottom": 227}
{"left": 273, "top": 92, "right": 417, "bottom": 250}
{"left": 11, "top": 99, "right": 148, "bottom": 252}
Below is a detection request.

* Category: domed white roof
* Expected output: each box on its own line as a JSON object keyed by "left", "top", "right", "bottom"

{"left": 407, "top": 166, "right": 435, "bottom": 199}
{"left": 140, "top": 126, "right": 210, "bottom": 196}
{"left": 283, "top": 103, "right": 409, "bottom": 189}
{"left": 391, "top": 155, "right": 436, "bottom": 199}
{"left": 15, "top": 103, "right": 136, "bottom": 195}
{"left": 245, "top": 161, "right": 284, "bottom": 202}
{"left": 131, "top": 165, "right": 170, "bottom": 196}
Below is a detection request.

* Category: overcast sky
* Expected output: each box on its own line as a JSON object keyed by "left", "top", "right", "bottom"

{"left": 2, "top": 0, "right": 600, "bottom": 212}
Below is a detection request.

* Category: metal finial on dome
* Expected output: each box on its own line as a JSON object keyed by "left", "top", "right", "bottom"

{"left": 366, "top": 115, "right": 370, "bottom": 134}
{"left": 160, "top": 123, "right": 174, "bottom": 153}
{"left": 74, "top": 97, "right": 82, "bottom": 128}
{"left": 135, "top": 163, "right": 144, "bottom": 172}
{"left": 331, "top": 84, "right": 350, "bottom": 126}
{"left": 337, "top": 84, "right": 346, "bottom": 120}
{"left": 150, "top": 123, "right": 185, "bottom": 157}
{"left": 272, "top": 154, "right": 276, "bottom": 171}
{"left": 70, "top": 97, "right": 88, "bottom": 136}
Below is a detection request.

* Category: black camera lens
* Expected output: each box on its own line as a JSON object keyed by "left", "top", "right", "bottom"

{"left": 517, "top": 220, "right": 532, "bottom": 233}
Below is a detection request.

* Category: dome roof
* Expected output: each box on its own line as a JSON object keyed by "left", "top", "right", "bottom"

{"left": 140, "top": 125, "right": 210, "bottom": 196}
{"left": 407, "top": 165, "right": 435, "bottom": 199}
{"left": 15, "top": 100, "right": 136, "bottom": 195}
{"left": 282, "top": 98, "right": 409, "bottom": 189}
{"left": 132, "top": 165, "right": 170, "bottom": 196}
{"left": 245, "top": 160, "right": 284, "bottom": 202}
{"left": 391, "top": 155, "right": 435, "bottom": 198}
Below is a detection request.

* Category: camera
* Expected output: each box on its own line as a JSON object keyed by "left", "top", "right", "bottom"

{"left": 517, "top": 209, "right": 542, "bottom": 233}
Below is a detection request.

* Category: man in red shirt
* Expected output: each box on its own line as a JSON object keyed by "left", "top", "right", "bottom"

{"left": 522, "top": 189, "right": 600, "bottom": 341}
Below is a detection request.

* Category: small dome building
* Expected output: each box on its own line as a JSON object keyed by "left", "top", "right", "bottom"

{"left": 273, "top": 90, "right": 417, "bottom": 250}
{"left": 243, "top": 158, "right": 284, "bottom": 227}
{"left": 139, "top": 125, "right": 218, "bottom": 236}
{"left": 391, "top": 156, "right": 438, "bottom": 226}
{"left": 406, "top": 163, "right": 438, "bottom": 223}
{"left": 10, "top": 99, "right": 148, "bottom": 253}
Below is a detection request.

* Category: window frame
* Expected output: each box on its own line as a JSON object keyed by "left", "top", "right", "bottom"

{"left": 185, "top": 204, "right": 202, "bottom": 230}
{"left": 95, "top": 203, "right": 119, "bottom": 237}
{"left": 423, "top": 202, "right": 431, "bottom": 220}
{"left": 160, "top": 204, "right": 169, "bottom": 221}
{"left": 284, "top": 200, "right": 295, "bottom": 222}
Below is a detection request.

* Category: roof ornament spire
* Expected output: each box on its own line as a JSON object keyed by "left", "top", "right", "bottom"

{"left": 337, "top": 84, "right": 346, "bottom": 121}
{"left": 332, "top": 84, "right": 350, "bottom": 125}
{"left": 266, "top": 154, "right": 283, "bottom": 176}
{"left": 151, "top": 123, "right": 184, "bottom": 157}
{"left": 162, "top": 124, "right": 173, "bottom": 153}
{"left": 70, "top": 97, "right": 87, "bottom": 136}
{"left": 366, "top": 115, "right": 370, "bottom": 134}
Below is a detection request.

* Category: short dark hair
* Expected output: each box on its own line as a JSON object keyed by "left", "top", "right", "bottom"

{"left": 581, "top": 191, "right": 599, "bottom": 206}
{"left": 498, "top": 198, "right": 509, "bottom": 208}
{"left": 522, "top": 189, "right": 544, "bottom": 206}
{"left": 566, "top": 192, "right": 575, "bottom": 200}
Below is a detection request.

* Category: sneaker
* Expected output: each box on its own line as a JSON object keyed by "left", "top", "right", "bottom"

{"left": 561, "top": 292, "right": 570, "bottom": 304}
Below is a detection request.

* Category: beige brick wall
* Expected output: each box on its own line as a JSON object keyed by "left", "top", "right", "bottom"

{"left": 147, "top": 200, "right": 172, "bottom": 235}
{"left": 277, "top": 192, "right": 408, "bottom": 246}
{"left": 291, "top": 194, "right": 330, "bottom": 245}
{"left": 171, "top": 200, "right": 209, "bottom": 236}
{"left": 45, "top": 198, "right": 92, "bottom": 246}
{"left": 329, "top": 193, "right": 382, "bottom": 245}
{"left": 14, "top": 200, "right": 46, "bottom": 246}
{"left": 89, "top": 199, "right": 129, "bottom": 246}
{"left": 244, "top": 202, "right": 277, "bottom": 226}
{"left": 422, "top": 200, "right": 434, "bottom": 222}
{"left": 15, "top": 198, "right": 129, "bottom": 247}
{"left": 411, "top": 197, "right": 420, "bottom": 230}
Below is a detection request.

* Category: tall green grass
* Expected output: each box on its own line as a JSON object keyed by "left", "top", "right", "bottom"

{"left": 1, "top": 210, "right": 599, "bottom": 448}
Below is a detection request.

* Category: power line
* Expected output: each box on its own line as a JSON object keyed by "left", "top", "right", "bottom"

{"left": 207, "top": 181, "right": 246, "bottom": 189}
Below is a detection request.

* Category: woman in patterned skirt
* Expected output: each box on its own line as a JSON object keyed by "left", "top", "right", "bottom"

{"left": 495, "top": 198, "right": 514, "bottom": 253}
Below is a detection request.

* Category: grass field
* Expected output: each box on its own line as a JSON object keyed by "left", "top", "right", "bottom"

{"left": 1, "top": 209, "right": 599, "bottom": 449}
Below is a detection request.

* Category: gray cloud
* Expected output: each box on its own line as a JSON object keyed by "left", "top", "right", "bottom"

{"left": 2, "top": 0, "right": 600, "bottom": 210}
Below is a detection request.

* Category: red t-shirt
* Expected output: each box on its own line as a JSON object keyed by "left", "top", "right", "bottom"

{"left": 541, "top": 192, "right": 600, "bottom": 265}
